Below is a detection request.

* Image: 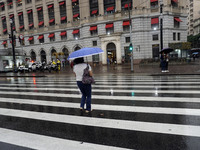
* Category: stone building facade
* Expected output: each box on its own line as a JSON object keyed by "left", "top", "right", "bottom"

{"left": 0, "top": 0, "right": 188, "bottom": 65}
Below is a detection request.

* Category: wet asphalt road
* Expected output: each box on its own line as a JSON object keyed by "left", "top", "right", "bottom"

{"left": 0, "top": 72, "right": 199, "bottom": 150}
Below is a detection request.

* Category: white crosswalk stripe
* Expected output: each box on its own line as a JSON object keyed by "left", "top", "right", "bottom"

{"left": 0, "top": 75, "right": 199, "bottom": 150}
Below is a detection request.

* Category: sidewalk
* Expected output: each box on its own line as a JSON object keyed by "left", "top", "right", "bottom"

{"left": 0, "top": 60, "right": 200, "bottom": 77}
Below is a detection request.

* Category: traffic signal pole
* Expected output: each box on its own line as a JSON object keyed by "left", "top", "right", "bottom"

{"left": 128, "top": 1, "right": 133, "bottom": 72}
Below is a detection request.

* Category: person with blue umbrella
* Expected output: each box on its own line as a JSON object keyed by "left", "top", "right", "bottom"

{"left": 68, "top": 47, "right": 103, "bottom": 113}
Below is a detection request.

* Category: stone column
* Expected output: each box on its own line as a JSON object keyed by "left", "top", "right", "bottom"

{"left": 43, "top": 0, "right": 49, "bottom": 27}
{"left": 32, "top": 0, "right": 38, "bottom": 29}
{"left": 80, "top": 0, "right": 90, "bottom": 20}
{"left": 66, "top": 0, "right": 73, "bottom": 23}
{"left": 116, "top": 0, "right": 121, "bottom": 12}
{"left": 98, "top": 0, "right": 104, "bottom": 16}
{"left": 13, "top": 1, "right": 20, "bottom": 33}
{"left": 54, "top": 0, "right": 60, "bottom": 26}
{"left": 5, "top": 2, "right": 11, "bottom": 33}
{"left": 22, "top": 0, "right": 29, "bottom": 32}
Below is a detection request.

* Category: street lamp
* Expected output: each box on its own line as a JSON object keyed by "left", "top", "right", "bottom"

{"left": 160, "top": 0, "right": 163, "bottom": 50}
{"left": 9, "top": 19, "right": 17, "bottom": 72}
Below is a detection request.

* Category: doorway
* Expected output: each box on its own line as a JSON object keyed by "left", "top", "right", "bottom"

{"left": 107, "top": 42, "right": 116, "bottom": 64}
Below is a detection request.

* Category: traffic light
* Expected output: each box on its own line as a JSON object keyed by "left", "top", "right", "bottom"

{"left": 129, "top": 43, "right": 133, "bottom": 51}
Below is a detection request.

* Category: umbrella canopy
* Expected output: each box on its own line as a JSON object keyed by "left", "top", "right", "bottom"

{"left": 68, "top": 47, "right": 103, "bottom": 60}
{"left": 159, "top": 48, "right": 173, "bottom": 54}
{"left": 192, "top": 52, "right": 199, "bottom": 55}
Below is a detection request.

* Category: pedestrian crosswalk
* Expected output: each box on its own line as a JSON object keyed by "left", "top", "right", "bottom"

{"left": 0, "top": 75, "right": 200, "bottom": 150}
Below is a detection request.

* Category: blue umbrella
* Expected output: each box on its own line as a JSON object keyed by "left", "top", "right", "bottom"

{"left": 192, "top": 52, "right": 198, "bottom": 55}
{"left": 68, "top": 47, "right": 104, "bottom": 60}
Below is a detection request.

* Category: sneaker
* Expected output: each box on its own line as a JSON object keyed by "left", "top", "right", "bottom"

{"left": 166, "top": 70, "right": 169, "bottom": 72}
{"left": 80, "top": 107, "right": 83, "bottom": 110}
{"left": 85, "top": 109, "right": 93, "bottom": 113}
{"left": 162, "top": 70, "right": 165, "bottom": 72}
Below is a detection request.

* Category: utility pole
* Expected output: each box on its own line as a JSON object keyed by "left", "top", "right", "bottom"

{"left": 128, "top": 1, "right": 133, "bottom": 72}
{"left": 10, "top": 19, "right": 17, "bottom": 72}
{"left": 160, "top": 0, "right": 163, "bottom": 51}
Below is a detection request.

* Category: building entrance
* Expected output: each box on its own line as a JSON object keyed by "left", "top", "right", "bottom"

{"left": 107, "top": 43, "right": 116, "bottom": 64}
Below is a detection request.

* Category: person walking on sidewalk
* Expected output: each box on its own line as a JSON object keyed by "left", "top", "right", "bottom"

{"left": 160, "top": 52, "right": 166, "bottom": 72}
{"left": 73, "top": 57, "right": 93, "bottom": 113}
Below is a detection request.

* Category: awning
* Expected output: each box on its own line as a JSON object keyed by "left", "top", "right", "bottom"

{"left": 106, "top": 6, "right": 114, "bottom": 11}
{"left": 8, "top": 2, "right": 13, "bottom": 6}
{"left": 17, "top": 0, "right": 22, "bottom": 2}
{"left": 28, "top": 37, "right": 33, "bottom": 41}
{"left": 150, "top": 0, "right": 158, "bottom": 2}
{"left": 60, "top": 31, "right": 66, "bottom": 36}
{"left": 123, "top": 20, "right": 130, "bottom": 26}
{"left": 49, "top": 19, "right": 55, "bottom": 23}
{"left": 105, "top": 23, "right": 113, "bottom": 28}
{"left": 3, "top": 29, "right": 7, "bottom": 32}
{"left": 37, "top": 7, "right": 42, "bottom": 11}
{"left": 59, "top": 1, "right": 65, "bottom": 5}
{"left": 91, "top": 10, "right": 98, "bottom": 14}
{"left": 18, "top": 12, "right": 23, "bottom": 16}
{"left": 48, "top": 33, "right": 54, "bottom": 38}
{"left": 172, "top": 0, "right": 178, "bottom": 3}
{"left": 124, "top": 3, "right": 131, "bottom": 8}
{"left": 9, "top": 14, "right": 14, "bottom": 18}
{"left": 0, "top": 4, "right": 4, "bottom": 8}
{"left": 1, "top": 16, "right": 5, "bottom": 20}
{"left": 72, "top": 29, "right": 79, "bottom": 34}
{"left": 38, "top": 35, "right": 44, "bottom": 40}
{"left": 151, "top": 18, "right": 159, "bottom": 24}
{"left": 48, "top": 4, "right": 53, "bottom": 8}
{"left": 61, "top": 16, "right": 67, "bottom": 21}
{"left": 89, "top": 26, "right": 97, "bottom": 31}
{"left": 174, "top": 17, "right": 182, "bottom": 22}
{"left": 2, "top": 41, "right": 7, "bottom": 45}
{"left": 19, "top": 25, "right": 24, "bottom": 29}
{"left": 38, "top": 21, "right": 44, "bottom": 26}
{"left": 12, "top": 27, "right": 15, "bottom": 30}
{"left": 27, "top": 10, "right": 32, "bottom": 14}
{"left": 29, "top": 23, "right": 33, "bottom": 27}
{"left": 72, "top": 0, "right": 77, "bottom": 2}
{"left": 73, "top": 13, "right": 79, "bottom": 18}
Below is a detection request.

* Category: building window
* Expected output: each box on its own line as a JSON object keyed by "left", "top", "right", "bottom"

{"left": 150, "top": 0, "right": 158, "bottom": 9}
{"left": 17, "top": 0, "right": 22, "bottom": 6}
{"left": 18, "top": 12, "right": 24, "bottom": 31}
{"left": 2, "top": 41, "right": 7, "bottom": 48}
{"left": 105, "top": 23, "right": 114, "bottom": 34}
{"left": 90, "top": 26, "right": 98, "bottom": 36}
{"left": 0, "top": 2, "right": 5, "bottom": 11}
{"left": 152, "top": 44, "right": 159, "bottom": 58}
{"left": 72, "top": 0, "right": 80, "bottom": 21}
{"left": 7, "top": 0, "right": 13, "bottom": 9}
{"left": 60, "top": 31, "right": 67, "bottom": 40}
{"left": 59, "top": 1, "right": 67, "bottom": 24}
{"left": 104, "top": 0, "right": 115, "bottom": 14}
{"left": 152, "top": 34, "right": 159, "bottom": 41}
{"left": 123, "top": 20, "right": 130, "bottom": 32}
{"left": 174, "top": 17, "right": 182, "bottom": 28}
{"left": 93, "top": 41, "right": 97, "bottom": 46}
{"left": 28, "top": 36, "right": 34, "bottom": 45}
{"left": 171, "top": 0, "right": 178, "bottom": 7}
{"left": 48, "top": 33, "right": 55, "bottom": 42}
{"left": 37, "top": 7, "right": 44, "bottom": 27}
{"left": 72, "top": 29, "right": 80, "bottom": 39}
{"left": 27, "top": 10, "right": 34, "bottom": 30}
{"left": 151, "top": 17, "right": 159, "bottom": 29}
{"left": 2, "top": 17, "right": 7, "bottom": 34}
{"left": 125, "top": 37, "right": 130, "bottom": 43}
{"left": 26, "top": 0, "right": 32, "bottom": 4}
{"left": 173, "top": 32, "right": 176, "bottom": 41}
{"left": 90, "top": 0, "right": 98, "bottom": 17}
{"left": 38, "top": 35, "right": 44, "bottom": 43}
{"left": 177, "top": 33, "right": 180, "bottom": 41}
{"left": 48, "top": 4, "right": 55, "bottom": 26}
{"left": 121, "top": 0, "right": 132, "bottom": 11}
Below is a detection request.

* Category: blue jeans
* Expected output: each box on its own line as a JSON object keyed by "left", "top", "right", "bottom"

{"left": 77, "top": 81, "right": 92, "bottom": 111}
